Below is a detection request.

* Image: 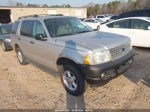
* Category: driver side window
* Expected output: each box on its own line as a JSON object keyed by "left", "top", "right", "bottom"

{"left": 32, "top": 20, "right": 47, "bottom": 38}
{"left": 107, "top": 19, "right": 130, "bottom": 29}
{"left": 113, "top": 19, "right": 130, "bottom": 28}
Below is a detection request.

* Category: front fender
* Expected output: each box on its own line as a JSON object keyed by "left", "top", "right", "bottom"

{"left": 58, "top": 49, "right": 84, "bottom": 64}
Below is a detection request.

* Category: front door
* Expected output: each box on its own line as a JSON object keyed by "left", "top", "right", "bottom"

{"left": 20, "top": 20, "right": 53, "bottom": 68}
{"left": 29, "top": 20, "right": 53, "bottom": 67}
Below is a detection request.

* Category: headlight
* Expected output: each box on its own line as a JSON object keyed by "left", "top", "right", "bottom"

{"left": 5, "top": 39, "right": 11, "bottom": 42}
{"left": 83, "top": 51, "right": 111, "bottom": 65}
{"left": 94, "top": 51, "right": 110, "bottom": 64}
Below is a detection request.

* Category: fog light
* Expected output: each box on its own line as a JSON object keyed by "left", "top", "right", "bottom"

{"left": 101, "top": 73, "right": 106, "bottom": 78}
{"left": 128, "top": 59, "right": 133, "bottom": 64}
{"left": 101, "top": 72, "right": 109, "bottom": 80}
{"left": 101, "top": 70, "right": 116, "bottom": 80}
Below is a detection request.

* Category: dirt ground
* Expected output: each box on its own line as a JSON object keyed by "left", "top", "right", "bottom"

{"left": 0, "top": 47, "right": 150, "bottom": 110}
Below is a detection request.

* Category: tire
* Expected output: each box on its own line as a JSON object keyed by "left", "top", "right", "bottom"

{"left": 1, "top": 41, "right": 7, "bottom": 51}
{"left": 60, "top": 63, "right": 86, "bottom": 96}
{"left": 16, "top": 47, "right": 28, "bottom": 65}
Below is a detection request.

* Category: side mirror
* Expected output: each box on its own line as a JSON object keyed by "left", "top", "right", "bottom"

{"left": 35, "top": 34, "right": 47, "bottom": 41}
{"left": 148, "top": 26, "right": 150, "bottom": 30}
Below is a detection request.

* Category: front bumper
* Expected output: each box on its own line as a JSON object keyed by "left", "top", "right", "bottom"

{"left": 79, "top": 50, "right": 135, "bottom": 82}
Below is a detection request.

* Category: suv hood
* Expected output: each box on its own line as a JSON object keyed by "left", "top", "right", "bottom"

{"left": 55, "top": 31, "right": 130, "bottom": 52}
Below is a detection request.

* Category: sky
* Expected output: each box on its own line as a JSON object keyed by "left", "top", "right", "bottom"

{"left": 0, "top": 0, "right": 121, "bottom": 7}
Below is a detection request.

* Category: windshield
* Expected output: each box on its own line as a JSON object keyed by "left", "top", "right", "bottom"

{"left": 44, "top": 17, "right": 93, "bottom": 37}
{"left": 0, "top": 25, "right": 12, "bottom": 34}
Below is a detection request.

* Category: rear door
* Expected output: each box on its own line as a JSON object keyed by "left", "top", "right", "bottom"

{"left": 19, "top": 20, "right": 33, "bottom": 58}
{"left": 130, "top": 19, "right": 150, "bottom": 47}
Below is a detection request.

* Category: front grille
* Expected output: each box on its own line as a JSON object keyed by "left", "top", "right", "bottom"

{"left": 109, "top": 42, "right": 131, "bottom": 60}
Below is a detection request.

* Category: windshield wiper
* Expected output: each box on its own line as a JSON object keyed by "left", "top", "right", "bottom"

{"left": 56, "top": 33, "right": 77, "bottom": 37}
{"left": 55, "top": 30, "right": 93, "bottom": 37}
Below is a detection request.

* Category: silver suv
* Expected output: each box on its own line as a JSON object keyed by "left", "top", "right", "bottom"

{"left": 11, "top": 15, "right": 134, "bottom": 96}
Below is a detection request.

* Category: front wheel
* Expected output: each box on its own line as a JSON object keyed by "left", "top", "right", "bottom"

{"left": 60, "top": 63, "right": 86, "bottom": 96}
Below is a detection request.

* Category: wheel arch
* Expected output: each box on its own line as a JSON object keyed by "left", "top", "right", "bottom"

{"left": 14, "top": 44, "right": 19, "bottom": 52}
{"left": 56, "top": 57, "right": 79, "bottom": 72}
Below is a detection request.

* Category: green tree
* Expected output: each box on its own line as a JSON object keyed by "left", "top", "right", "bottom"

{"left": 16, "top": 2, "right": 24, "bottom": 7}
{"left": 94, "top": 4, "right": 100, "bottom": 15}
{"left": 87, "top": 0, "right": 150, "bottom": 16}
{"left": 27, "top": 3, "right": 39, "bottom": 7}
{"left": 87, "top": 6, "right": 95, "bottom": 16}
{"left": 42, "top": 4, "right": 49, "bottom": 7}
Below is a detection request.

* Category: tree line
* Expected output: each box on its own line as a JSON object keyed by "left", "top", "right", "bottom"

{"left": 16, "top": 2, "right": 71, "bottom": 8}
{"left": 87, "top": 0, "right": 150, "bottom": 16}
{"left": 15, "top": 0, "right": 150, "bottom": 16}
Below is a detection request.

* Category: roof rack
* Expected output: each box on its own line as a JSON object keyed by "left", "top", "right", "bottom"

{"left": 18, "top": 15, "right": 39, "bottom": 19}
{"left": 48, "top": 14, "right": 64, "bottom": 16}
{"left": 18, "top": 14, "right": 64, "bottom": 19}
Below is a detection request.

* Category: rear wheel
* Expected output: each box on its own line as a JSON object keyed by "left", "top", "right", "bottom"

{"left": 16, "top": 47, "right": 28, "bottom": 65}
{"left": 60, "top": 63, "right": 86, "bottom": 96}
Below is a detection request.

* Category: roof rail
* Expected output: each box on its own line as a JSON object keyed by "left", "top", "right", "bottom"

{"left": 18, "top": 15, "right": 39, "bottom": 19}
{"left": 18, "top": 14, "right": 64, "bottom": 19}
{"left": 48, "top": 14, "right": 64, "bottom": 16}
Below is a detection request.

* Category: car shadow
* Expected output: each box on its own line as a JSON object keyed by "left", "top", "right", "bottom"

{"left": 123, "top": 47, "right": 150, "bottom": 88}
{"left": 60, "top": 40, "right": 86, "bottom": 110}
{"left": 66, "top": 93, "right": 85, "bottom": 111}
{"left": 28, "top": 60, "right": 59, "bottom": 77}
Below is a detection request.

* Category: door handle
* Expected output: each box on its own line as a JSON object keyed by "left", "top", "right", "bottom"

{"left": 30, "top": 41, "right": 34, "bottom": 44}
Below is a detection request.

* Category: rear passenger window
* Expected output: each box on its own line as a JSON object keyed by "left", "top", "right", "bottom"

{"left": 131, "top": 19, "right": 150, "bottom": 30}
{"left": 12, "top": 21, "right": 20, "bottom": 34}
{"left": 20, "top": 20, "right": 32, "bottom": 37}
